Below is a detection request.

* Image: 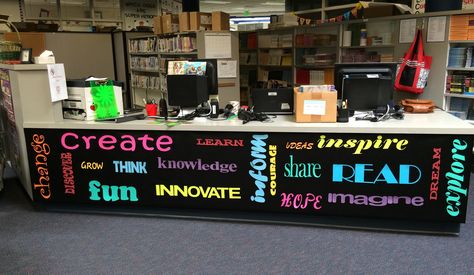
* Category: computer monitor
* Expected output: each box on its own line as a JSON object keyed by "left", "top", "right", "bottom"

{"left": 166, "top": 59, "right": 218, "bottom": 107}
{"left": 334, "top": 63, "right": 397, "bottom": 111}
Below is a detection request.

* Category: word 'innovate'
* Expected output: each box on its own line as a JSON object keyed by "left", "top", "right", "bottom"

{"left": 157, "top": 157, "right": 237, "bottom": 173}
{"left": 285, "top": 135, "right": 409, "bottom": 155}
{"left": 61, "top": 132, "right": 173, "bottom": 152}
{"left": 249, "top": 134, "right": 269, "bottom": 204}
{"left": 155, "top": 185, "right": 241, "bottom": 199}
{"left": 445, "top": 139, "right": 469, "bottom": 217}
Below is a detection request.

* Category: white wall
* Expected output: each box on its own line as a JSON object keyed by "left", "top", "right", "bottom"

{"left": 0, "top": 0, "right": 21, "bottom": 31}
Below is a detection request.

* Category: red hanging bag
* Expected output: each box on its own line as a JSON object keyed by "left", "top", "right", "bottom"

{"left": 395, "top": 29, "right": 432, "bottom": 94}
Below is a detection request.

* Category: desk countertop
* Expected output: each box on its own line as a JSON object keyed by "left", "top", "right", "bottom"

{"left": 23, "top": 109, "right": 474, "bottom": 135}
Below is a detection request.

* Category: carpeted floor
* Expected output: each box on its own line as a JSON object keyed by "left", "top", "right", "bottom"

{"left": 1, "top": 175, "right": 473, "bottom": 275}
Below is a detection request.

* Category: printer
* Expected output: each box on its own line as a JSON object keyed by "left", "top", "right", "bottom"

{"left": 63, "top": 79, "right": 124, "bottom": 120}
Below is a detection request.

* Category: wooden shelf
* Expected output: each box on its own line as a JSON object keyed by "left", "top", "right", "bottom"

{"left": 295, "top": 65, "right": 335, "bottom": 69}
{"left": 259, "top": 47, "right": 293, "bottom": 50}
{"left": 341, "top": 45, "right": 394, "bottom": 49}
{"left": 444, "top": 93, "right": 474, "bottom": 99}
{"left": 130, "top": 69, "right": 161, "bottom": 73}
{"left": 129, "top": 52, "right": 158, "bottom": 56}
{"left": 449, "top": 40, "right": 474, "bottom": 43}
{"left": 259, "top": 65, "right": 293, "bottom": 68}
{"left": 447, "top": 67, "right": 474, "bottom": 71}
{"left": 158, "top": 52, "right": 197, "bottom": 56}
{"left": 295, "top": 45, "right": 337, "bottom": 49}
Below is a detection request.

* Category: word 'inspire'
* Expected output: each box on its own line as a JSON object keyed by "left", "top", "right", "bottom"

{"left": 315, "top": 135, "right": 409, "bottom": 155}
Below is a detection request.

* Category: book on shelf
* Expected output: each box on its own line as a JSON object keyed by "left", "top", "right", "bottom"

{"left": 279, "top": 34, "right": 293, "bottom": 48}
{"left": 157, "top": 35, "right": 196, "bottom": 53}
{"left": 129, "top": 37, "right": 157, "bottom": 53}
{"left": 130, "top": 56, "right": 159, "bottom": 71}
{"left": 239, "top": 52, "right": 257, "bottom": 65}
{"left": 281, "top": 56, "right": 292, "bottom": 66}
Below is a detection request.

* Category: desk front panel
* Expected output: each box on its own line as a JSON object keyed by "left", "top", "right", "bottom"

{"left": 24, "top": 128, "right": 472, "bottom": 223}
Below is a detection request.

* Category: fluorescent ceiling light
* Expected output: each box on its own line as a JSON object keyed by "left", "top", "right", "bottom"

{"left": 261, "top": 2, "right": 285, "bottom": 5}
{"left": 201, "top": 0, "right": 231, "bottom": 4}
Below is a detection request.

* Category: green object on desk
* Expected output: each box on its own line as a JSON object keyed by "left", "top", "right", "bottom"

{"left": 90, "top": 80, "right": 118, "bottom": 120}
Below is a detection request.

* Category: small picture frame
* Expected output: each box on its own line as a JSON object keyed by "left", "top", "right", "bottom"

{"left": 20, "top": 48, "right": 32, "bottom": 64}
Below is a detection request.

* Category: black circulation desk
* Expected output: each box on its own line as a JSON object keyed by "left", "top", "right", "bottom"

{"left": 22, "top": 111, "right": 474, "bottom": 235}
{"left": 2, "top": 64, "right": 474, "bottom": 235}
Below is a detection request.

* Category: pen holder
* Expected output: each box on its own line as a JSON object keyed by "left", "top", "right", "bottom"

{"left": 145, "top": 103, "right": 158, "bottom": 117}
{"left": 337, "top": 108, "right": 349, "bottom": 123}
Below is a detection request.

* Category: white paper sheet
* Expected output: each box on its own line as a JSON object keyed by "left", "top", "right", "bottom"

{"left": 47, "top": 64, "right": 68, "bottom": 102}
{"left": 399, "top": 19, "right": 417, "bottom": 43}
{"left": 427, "top": 16, "right": 446, "bottom": 42}
{"left": 217, "top": 60, "right": 237, "bottom": 78}
{"left": 204, "top": 33, "right": 232, "bottom": 59}
{"left": 303, "top": 100, "right": 326, "bottom": 115}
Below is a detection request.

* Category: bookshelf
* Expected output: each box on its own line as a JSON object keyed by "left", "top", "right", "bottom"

{"left": 239, "top": 31, "right": 258, "bottom": 106}
{"left": 294, "top": 24, "right": 339, "bottom": 86}
{"left": 128, "top": 31, "right": 239, "bottom": 108}
{"left": 255, "top": 28, "right": 294, "bottom": 103}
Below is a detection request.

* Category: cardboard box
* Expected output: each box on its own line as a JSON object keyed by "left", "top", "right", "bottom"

{"left": 212, "top": 11, "right": 229, "bottom": 31}
{"left": 153, "top": 16, "right": 162, "bottom": 34}
{"left": 162, "top": 14, "right": 179, "bottom": 33}
{"left": 179, "top": 12, "right": 190, "bottom": 32}
{"left": 190, "top": 12, "right": 212, "bottom": 31}
{"left": 293, "top": 88, "right": 337, "bottom": 123}
{"left": 363, "top": 6, "right": 397, "bottom": 18}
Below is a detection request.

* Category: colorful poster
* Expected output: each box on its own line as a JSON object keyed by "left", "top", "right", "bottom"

{"left": 24, "top": 128, "right": 472, "bottom": 223}
{"left": 0, "top": 69, "right": 19, "bottom": 165}
{"left": 123, "top": 0, "right": 157, "bottom": 31}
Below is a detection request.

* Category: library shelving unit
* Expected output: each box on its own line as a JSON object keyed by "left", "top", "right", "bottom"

{"left": 444, "top": 41, "right": 474, "bottom": 123}
{"left": 239, "top": 31, "right": 258, "bottom": 106}
{"left": 128, "top": 32, "right": 199, "bottom": 107}
{"left": 442, "top": 14, "right": 474, "bottom": 123}
{"left": 128, "top": 31, "right": 240, "bottom": 108}
{"left": 340, "top": 19, "right": 396, "bottom": 63}
{"left": 294, "top": 24, "right": 339, "bottom": 86}
{"left": 128, "top": 35, "right": 161, "bottom": 107}
{"left": 257, "top": 28, "right": 295, "bottom": 85}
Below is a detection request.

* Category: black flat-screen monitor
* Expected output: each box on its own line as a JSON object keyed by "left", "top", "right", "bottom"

{"left": 166, "top": 59, "right": 218, "bottom": 107}
{"left": 334, "top": 63, "right": 397, "bottom": 111}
